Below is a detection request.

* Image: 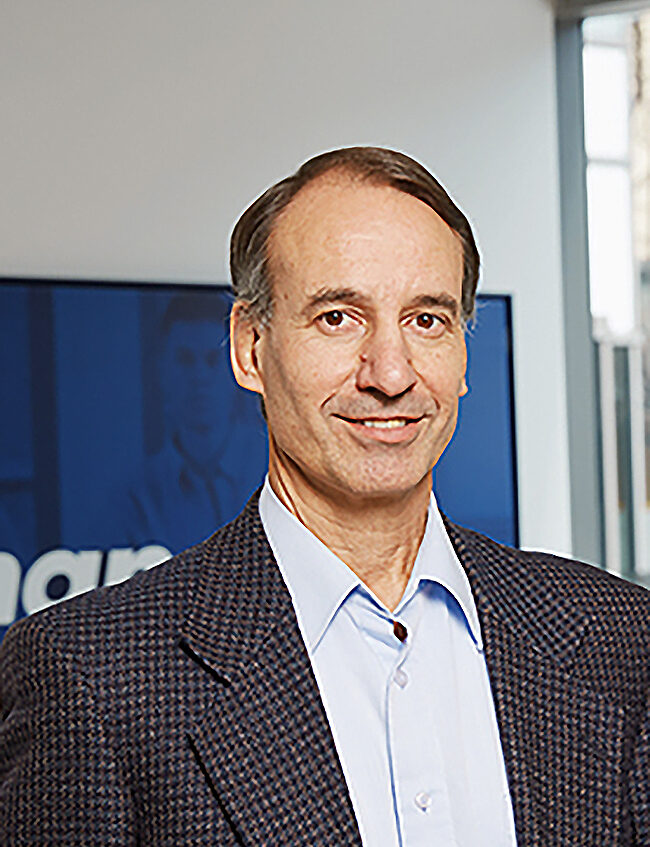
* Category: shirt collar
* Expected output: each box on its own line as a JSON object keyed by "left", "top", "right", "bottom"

{"left": 258, "top": 477, "right": 483, "bottom": 653}
{"left": 401, "top": 494, "right": 483, "bottom": 649}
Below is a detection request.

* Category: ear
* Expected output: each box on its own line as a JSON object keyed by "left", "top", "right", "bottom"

{"left": 230, "top": 302, "right": 265, "bottom": 395}
{"left": 459, "top": 376, "right": 468, "bottom": 398}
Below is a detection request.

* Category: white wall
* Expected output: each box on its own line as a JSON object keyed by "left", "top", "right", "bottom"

{"left": 0, "top": 0, "right": 571, "bottom": 554}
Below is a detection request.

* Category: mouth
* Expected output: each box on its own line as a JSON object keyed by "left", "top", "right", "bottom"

{"left": 357, "top": 417, "right": 418, "bottom": 429}
{"left": 334, "top": 414, "right": 425, "bottom": 442}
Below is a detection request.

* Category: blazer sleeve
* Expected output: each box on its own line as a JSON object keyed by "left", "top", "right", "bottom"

{"left": 630, "top": 690, "right": 650, "bottom": 844}
{"left": 0, "top": 615, "right": 137, "bottom": 846}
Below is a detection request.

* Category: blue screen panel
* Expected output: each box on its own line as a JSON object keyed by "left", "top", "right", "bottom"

{"left": 434, "top": 296, "right": 518, "bottom": 544}
{"left": 0, "top": 280, "right": 517, "bottom": 639}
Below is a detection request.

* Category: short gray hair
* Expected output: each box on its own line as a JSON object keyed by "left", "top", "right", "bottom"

{"left": 230, "top": 146, "right": 480, "bottom": 325}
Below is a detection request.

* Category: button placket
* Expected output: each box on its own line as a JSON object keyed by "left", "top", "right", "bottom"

{"left": 393, "top": 667, "right": 409, "bottom": 688}
{"left": 386, "top": 607, "right": 458, "bottom": 846}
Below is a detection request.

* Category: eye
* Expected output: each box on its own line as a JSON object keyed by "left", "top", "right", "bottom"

{"left": 314, "top": 308, "right": 362, "bottom": 336}
{"left": 414, "top": 313, "right": 443, "bottom": 331}
{"left": 322, "top": 310, "right": 345, "bottom": 327}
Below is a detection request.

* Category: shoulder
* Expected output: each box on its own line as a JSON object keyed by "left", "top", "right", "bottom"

{"left": 1, "top": 489, "right": 267, "bottom": 672}
{"left": 449, "top": 519, "right": 649, "bottom": 611}
{"left": 0, "top": 539, "right": 202, "bottom": 674}
{"left": 446, "top": 520, "right": 650, "bottom": 693}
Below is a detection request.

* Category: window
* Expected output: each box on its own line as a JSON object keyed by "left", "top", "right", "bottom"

{"left": 583, "top": 12, "right": 649, "bottom": 582}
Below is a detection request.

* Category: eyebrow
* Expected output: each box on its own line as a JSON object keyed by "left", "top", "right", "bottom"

{"left": 302, "top": 287, "right": 460, "bottom": 318}
{"left": 301, "top": 287, "right": 369, "bottom": 315}
{"left": 408, "top": 293, "right": 460, "bottom": 318}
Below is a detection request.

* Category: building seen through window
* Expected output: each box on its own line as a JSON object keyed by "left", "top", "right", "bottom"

{"left": 583, "top": 11, "right": 650, "bottom": 582}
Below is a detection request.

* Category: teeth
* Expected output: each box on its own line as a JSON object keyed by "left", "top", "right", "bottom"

{"left": 361, "top": 419, "right": 409, "bottom": 429}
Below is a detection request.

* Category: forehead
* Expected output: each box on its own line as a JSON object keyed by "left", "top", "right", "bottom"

{"left": 268, "top": 175, "right": 463, "bottom": 298}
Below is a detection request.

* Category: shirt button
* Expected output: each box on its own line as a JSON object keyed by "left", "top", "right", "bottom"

{"left": 393, "top": 668, "right": 409, "bottom": 688}
{"left": 414, "top": 792, "right": 432, "bottom": 812}
{"left": 393, "top": 620, "right": 408, "bottom": 642}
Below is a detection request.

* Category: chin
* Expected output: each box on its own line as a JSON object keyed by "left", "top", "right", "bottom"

{"left": 328, "top": 466, "right": 431, "bottom": 501}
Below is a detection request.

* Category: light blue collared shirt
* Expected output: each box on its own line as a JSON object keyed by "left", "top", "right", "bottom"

{"left": 259, "top": 479, "right": 518, "bottom": 847}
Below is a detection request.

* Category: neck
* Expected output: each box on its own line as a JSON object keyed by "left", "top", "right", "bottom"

{"left": 268, "top": 452, "right": 431, "bottom": 611}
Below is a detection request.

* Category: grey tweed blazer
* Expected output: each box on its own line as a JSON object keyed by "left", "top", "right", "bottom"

{"left": 1, "top": 492, "right": 649, "bottom": 846}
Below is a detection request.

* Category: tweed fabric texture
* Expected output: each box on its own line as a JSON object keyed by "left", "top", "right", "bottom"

{"left": 444, "top": 520, "right": 650, "bottom": 845}
{"left": 0, "top": 491, "right": 648, "bottom": 846}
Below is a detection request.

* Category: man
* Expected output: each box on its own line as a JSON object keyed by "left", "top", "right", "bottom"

{"left": 0, "top": 147, "right": 648, "bottom": 846}
{"left": 114, "top": 292, "right": 265, "bottom": 554}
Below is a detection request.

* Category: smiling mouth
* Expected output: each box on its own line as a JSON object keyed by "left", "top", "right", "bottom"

{"left": 336, "top": 415, "right": 424, "bottom": 429}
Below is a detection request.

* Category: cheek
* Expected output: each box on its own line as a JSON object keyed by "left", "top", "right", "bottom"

{"left": 417, "top": 349, "right": 467, "bottom": 404}
{"left": 258, "top": 335, "right": 331, "bottom": 425}
{"left": 266, "top": 334, "right": 353, "bottom": 405}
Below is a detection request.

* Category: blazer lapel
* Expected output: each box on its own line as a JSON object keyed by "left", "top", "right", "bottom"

{"left": 445, "top": 521, "right": 627, "bottom": 847}
{"left": 179, "top": 495, "right": 362, "bottom": 847}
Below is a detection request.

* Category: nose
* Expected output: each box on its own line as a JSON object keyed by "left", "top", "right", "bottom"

{"left": 356, "top": 325, "right": 417, "bottom": 398}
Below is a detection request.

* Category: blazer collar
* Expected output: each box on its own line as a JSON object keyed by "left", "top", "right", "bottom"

{"left": 180, "top": 490, "right": 289, "bottom": 681}
{"left": 180, "top": 490, "right": 363, "bottom": 846}
{"left": 442, "top": 517, "right": 589, "bottom": 661}
{"left": 180, "top": 495, "right": 591, "bottom": 683}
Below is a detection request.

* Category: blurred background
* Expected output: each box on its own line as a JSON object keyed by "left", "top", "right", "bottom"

{"left": 1, "top": 0, "right": 648, "bottom": 634}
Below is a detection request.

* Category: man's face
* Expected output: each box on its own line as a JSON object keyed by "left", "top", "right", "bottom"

{"left": 235, "top": 176, "right": 468, "bottom": 501}
{"left": 163, "top": 319, "right": 234, "bottom": 433}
